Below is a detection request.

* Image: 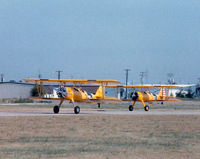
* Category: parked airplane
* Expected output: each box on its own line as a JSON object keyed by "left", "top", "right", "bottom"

{"left": 24, "top": 79, "right": 121, "bottom": 114}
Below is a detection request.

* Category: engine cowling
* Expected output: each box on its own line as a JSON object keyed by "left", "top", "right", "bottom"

{"left": 131, "top": 92, "right": 139, "bottom": 101}
{"left": 56, "top": 86, "right": 68, "bottom": 98}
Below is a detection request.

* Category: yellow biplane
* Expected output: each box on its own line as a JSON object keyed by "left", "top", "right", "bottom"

{"left": 107, "top": 85, "right": 180, "bottom": 111}
{"left": 24, "top": 78, "right": 121, "bottom": 114}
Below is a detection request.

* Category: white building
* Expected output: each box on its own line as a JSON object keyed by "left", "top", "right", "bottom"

{"left": 0, "top": 82, "right": 34, "bottom": 99}
{"left": 0, "top": 82, "right": 99, "bottom": 99}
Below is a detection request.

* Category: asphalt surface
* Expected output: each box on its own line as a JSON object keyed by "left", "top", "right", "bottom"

{"left": 0, "top": 109, "right": 200, "bottom": 117}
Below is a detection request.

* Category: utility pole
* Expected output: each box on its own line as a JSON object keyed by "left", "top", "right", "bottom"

{"left": 167, "top": 73, "right": 174, "bottom": 84}
{"left": 145, "top": 70, "right": 148, "bottom": 84}
{"left": 124, "top": 69, "right": 131, "bottom": 99}
{"left": 140, "top": 72, "right": 145, "bottom": 85}
{"left": 1, "top": 74, "right": 4, "bottom": 83}
{"left": 56, "top": 70, "right": 63, "bottom": 80}
{"left": 38, "top": 70, "right": 41, "bottom": 79}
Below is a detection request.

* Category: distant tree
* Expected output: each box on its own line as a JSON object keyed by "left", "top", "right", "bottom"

{"left": 31, "top": 84, "right": 44, "bottom": 97}
{"left": 31, "top": 85, "right": 38, "bottom": 97}
{"left": 176, "top": 90, "right": 185, "bottom": 98}
{"left": 176, "top": 88, "right": 194, "bottom": 98}
{"left": 185, "top": 88, "right": 194, "bottom": 98}
{"left": 195, "top": 87, "right": 200, "bottom": 97}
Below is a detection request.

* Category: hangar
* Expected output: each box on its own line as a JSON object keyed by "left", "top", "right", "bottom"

{"left": 0, "top": 82, "right": 34, "bottom": 99}
{"left": 0, "top": 82, "right": 99, "bottom": 99}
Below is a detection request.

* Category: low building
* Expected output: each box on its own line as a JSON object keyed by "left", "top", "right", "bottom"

{"left": 0, "top": 82, "right": 34, "bottom": 99}
{"left": 0, "top": 82, "right": 99, "bottom": 99}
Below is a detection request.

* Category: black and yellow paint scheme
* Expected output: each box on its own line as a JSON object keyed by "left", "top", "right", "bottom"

{"left": 24, "top": 78, "right": 121, "bottom": 114}
{"left": 107, "top": 85, "right": 180, "bottom": 111}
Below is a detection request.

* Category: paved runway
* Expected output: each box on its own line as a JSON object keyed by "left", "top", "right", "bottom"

{"left": 0, "top": 109, "right": 200, "bottom": 117}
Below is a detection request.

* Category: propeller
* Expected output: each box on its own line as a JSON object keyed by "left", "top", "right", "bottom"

{"left": 56, "top": 86, "right": 68, "bottom": 98}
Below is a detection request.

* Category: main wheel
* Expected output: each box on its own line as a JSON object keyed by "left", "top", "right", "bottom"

{"left": 144, "top": 105, "right": 149, "bottom": 111}
{"left": 129, "top": 105, "right": 134, "bottom": 111}
{"left": 74, "top": 106, "right": 80, "bottom": 114}
{"left": 53, "top": 105, "right": 59, "bottom": 114}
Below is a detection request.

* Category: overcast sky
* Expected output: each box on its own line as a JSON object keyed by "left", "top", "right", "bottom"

{"left": 0, "top": 0, "right": 200, "bottom": 84}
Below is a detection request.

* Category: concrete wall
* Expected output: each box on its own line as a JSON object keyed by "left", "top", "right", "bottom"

{"left": 0, "top": 82, "right": 34, "bottom": 99}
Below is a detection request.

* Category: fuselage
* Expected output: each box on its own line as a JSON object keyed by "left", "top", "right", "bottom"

{"left": 62, "top": 86, "right": 103, "bottom": 102}
{"left": 136, "top": 91, "right": 164, "bottom": 102}
{"left": 63, "top": 87, "right": 90, "bottom": 101}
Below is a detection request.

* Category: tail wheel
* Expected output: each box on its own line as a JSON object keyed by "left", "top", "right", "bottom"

{"left": 98, "top": 103, "right": 101, "bottom": 108}
{"left": 74, "top": 106, "right": 80, "bottom": 114}
{"left": 53, "top": 105, "right": 59, "bottom": 114}
{"left": 144, "top": 105, "right": 149, "bottom": 111}
{"left": 129, "top": 105, "right": 134, "bottom": 111}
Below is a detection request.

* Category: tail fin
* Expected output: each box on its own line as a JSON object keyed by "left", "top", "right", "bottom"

{"left": 95, "top": 86, "right": 103, "bottom": 98}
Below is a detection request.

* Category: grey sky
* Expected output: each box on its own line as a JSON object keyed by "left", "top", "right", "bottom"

{"left": 0, "top": 0, "right": 200, "bottom": 84}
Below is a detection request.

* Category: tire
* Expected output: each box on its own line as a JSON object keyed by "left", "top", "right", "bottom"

{"left": 53, "top": 105, "right": 59, "bottom": 114}
{"left": 74, "top": 106, "right": 80, "bottom": 114}
{"left": 144, "top": 105, "right": 149, "bottom": 111}
{"left": 129, "top": 105, "right": 134, "bottom": 111}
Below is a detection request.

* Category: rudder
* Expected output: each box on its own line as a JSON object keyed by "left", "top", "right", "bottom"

{"left": 95, "top": 86, "right": 103, "bottom": 98}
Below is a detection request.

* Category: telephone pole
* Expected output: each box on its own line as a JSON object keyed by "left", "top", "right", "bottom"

{"left": 1, "top": 74, "right": 4, "bottom": 83}
{"left": 140, "top": 72, "right": 145, "bottom": 85}
{"left": 167, "top": 73, "right": 174, "bottom": 84}
{"left": 124, "top": 69, "right": 131, "bottom": 99}
{"left": 56, "top": 70, "right": 63, "bottom": 79}
{"left": 38, "top": 70, "right": 41, "bottom": 79}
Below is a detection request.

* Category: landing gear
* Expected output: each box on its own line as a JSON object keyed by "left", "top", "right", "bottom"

{"left": 129, "top": 105, "right": 134, "bottom": 111}
{"left": 144, "top": 105, "right": 149, "bottom": 111}
{"left": 53, "top": 99, "right": 81, "bottom": 114}
{"left": 53, "top": 99, "right": 64, "bottom": 114}
{"left": 74, "top": 106, "right": 80, "bottom": 114}
{"left": 129, "top": 101, "right": 136, "bottom": 112}
{"left": 53, "top": 105, "right": 60, "bottom": 114}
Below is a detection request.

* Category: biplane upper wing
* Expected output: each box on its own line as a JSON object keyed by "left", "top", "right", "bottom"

{"left": 106, "top": 84, "right": 181, "bottom": 88}
{"left": 106, "top": 84, "right": 196, "bottom": 89}
{"left": 24, "top": 78, "right": 121, "bottom": 85}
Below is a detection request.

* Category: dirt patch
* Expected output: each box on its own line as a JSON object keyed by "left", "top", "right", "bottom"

{"left": 0, "top": 111, "right": 200, "bottom": 158}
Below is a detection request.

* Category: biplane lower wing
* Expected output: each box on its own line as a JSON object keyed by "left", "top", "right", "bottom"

{"left": 29, "top": 96, "right": 121, "bottom": 102}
